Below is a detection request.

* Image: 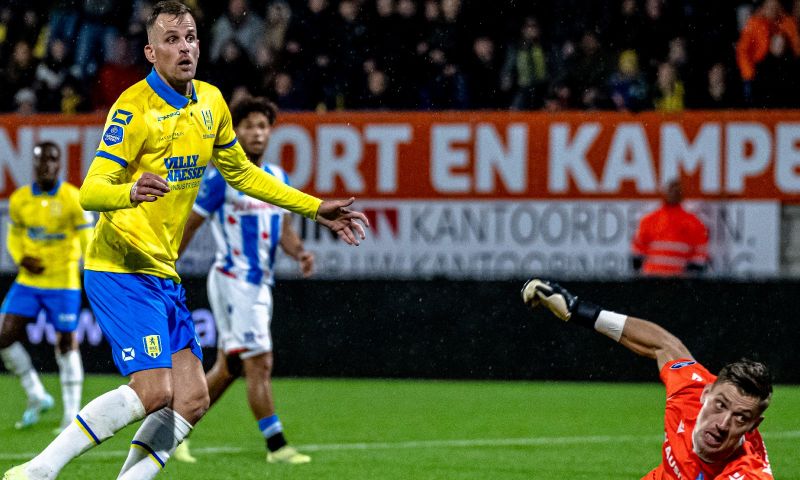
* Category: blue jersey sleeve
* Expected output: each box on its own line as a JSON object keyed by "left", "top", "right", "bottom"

{"left": 193, "top": 168, "right": 226, "bottom": 217}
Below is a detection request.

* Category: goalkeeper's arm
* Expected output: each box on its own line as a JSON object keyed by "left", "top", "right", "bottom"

{"left": 522, "top": 279, "right": 693, "bottom": 371}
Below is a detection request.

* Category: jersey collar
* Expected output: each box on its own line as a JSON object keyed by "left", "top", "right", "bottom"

{"left": 145, "top": 68, "right": 198, "bottom": 109}
{"left": 32, "top": 179, "right": 62, "bottom": 196}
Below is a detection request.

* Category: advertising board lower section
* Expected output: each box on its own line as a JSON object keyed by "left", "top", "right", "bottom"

{"left": 2, "top": 275, "right": 797, "bottom": 383}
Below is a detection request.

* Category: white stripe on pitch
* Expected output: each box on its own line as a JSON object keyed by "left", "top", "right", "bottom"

{"left": 1, "top": 430, "right": 798, "bottom": 461}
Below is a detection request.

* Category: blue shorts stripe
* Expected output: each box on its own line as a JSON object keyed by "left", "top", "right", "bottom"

{"left": 131, "top": 440, "right": 166, "bottom": 468}
{"left": 75, "top": 415, "right": 101, "bottom": 445}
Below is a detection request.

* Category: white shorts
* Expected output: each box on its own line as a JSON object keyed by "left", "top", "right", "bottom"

{"left": 207, "top": 267, "right": 273, "bottom": 359}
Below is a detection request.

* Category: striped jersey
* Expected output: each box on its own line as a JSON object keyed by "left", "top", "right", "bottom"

{"left": 6, "top": 180, "right": 94, "bottom": 289}
{"left": 193, "top": 163, "right": 290, "bottom": 286}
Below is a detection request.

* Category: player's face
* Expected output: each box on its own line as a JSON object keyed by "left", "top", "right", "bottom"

{"left": 692, "top": 381, "right": 764, "bottom": 463}
{"left": 33, "top": 145, "right": 61, "bottom": 186}
{"left": 235, "top": 112, "right": 272, "bottom": 162}
{"left": 145, "top": 13, "right": 199, "bottom": 93}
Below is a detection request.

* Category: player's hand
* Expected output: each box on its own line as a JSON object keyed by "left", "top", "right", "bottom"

{"left": 521, "top": 279, "right": 575, "bottom": 321}
{"left": 20, "top": 256, "right": 44, "bottom": 274}
{"left": 131, "top": 172, "right": 170, "bottom": 204}
{"left": 297, "top": 250, "right": 315, "bottom": 278}
{"left": 316, "top": 198, "right": 369, "bottom": 246}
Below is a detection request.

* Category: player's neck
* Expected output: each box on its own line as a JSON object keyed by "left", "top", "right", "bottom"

{"left": 155, "top": 69, "right": 192, "bottom": 97}
{"left": 36, "top": 179, "right": 56, "bottom": 192}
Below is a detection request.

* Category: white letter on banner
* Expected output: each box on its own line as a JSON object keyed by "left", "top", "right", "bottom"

{"left": 265, "top": 125, "right": 314, "bottom": 189}
{"left": 475, "top": 123, "right": 527, "bottom": 193}
{"left": 548, "top": 123, "right": 600, "bottom": 193}
{"left": 602, "top": 123, "right": 656, "bottom": 193}
{"left": 660, "top": 123, "right": 721, "bottom": 193}
{"left": 776, "top": 123, "right": 800, "bottom": 192}
{"left": 0, "top": 127, "right": 34, "bottom": 190}
{"left": 432, "top": 124, "right": 471, "bottom": 192}
{"left": 365, "top": 124, "right": 412, "bottom": 193}
{"left": 317, "top": 125, "right": 365, "bottom": 192}
{"left": 38, "top": 126, "right": 80, "bottom": 180}
{"left": 725, "top": 122, "right": 770, "bottom": 193}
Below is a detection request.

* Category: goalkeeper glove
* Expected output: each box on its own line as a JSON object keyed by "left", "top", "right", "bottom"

{"left": 521, "top": 279, "right": 601, "bottom": 329}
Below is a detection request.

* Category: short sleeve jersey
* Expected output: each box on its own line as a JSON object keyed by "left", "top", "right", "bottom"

{"left": 642, "top": 359, "right": 773, "bottom": 480}
{"left": 85, "top": 68, "right": 241, "bottom": 281}
{"left": 8, "top": 181, "right": 94, "bottom": 289}
{"left": 193, "top": 163, "right": 290, "bottom": 286}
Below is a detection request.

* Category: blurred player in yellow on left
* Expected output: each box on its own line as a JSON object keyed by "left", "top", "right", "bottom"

{"left": 0, "top": 141, "right": 94, "bottom": 432}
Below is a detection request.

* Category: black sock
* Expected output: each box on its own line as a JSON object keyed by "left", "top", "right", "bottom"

{"left": 267, "top": 432, "right": 288, "bottom": 452}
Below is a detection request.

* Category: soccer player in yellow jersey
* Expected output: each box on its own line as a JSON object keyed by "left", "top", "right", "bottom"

{"left": 0, "top": 142, "right": 93, "bottom": 432}
{"left": 3, "top": 2, "right": 368, "bottom": 479}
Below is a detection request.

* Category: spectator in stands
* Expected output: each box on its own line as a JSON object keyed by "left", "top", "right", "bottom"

{"left": 608, "top": 49, "right": 649, "bottom": 112}
{"left": 2, "top": 40, "right": 38, "bottom": 112}
{"left": 426, "top": 0, "right": 464, "bottom": 63}
{"left": 60, "top": 78, "right": 88, "bottom": 114}
{"left": 607, "top": 0, "right": 643, "bottom": 52}
{"left": 356, "top": 68, "right": 393, "bottom": 110}
{"left": 639, "top": 0, "right": 672, "bottom": 73}
{"left": 35, "top": 39, "right": 71, "bottom": 112}
{"left": 752, "top": 31, "right": 800, "bottom": 108}
{"left": 263, "top": 0, "right": 292, "bottom": 55}
{"left": 209, "top": 39, "right": 255, "bottom": 101}
{"left": 210, "top": 0, "right": 265, "bottom": 63}
{"left": 14, "top": 87, "right": 37, "bottom": 115}
{"left": 93, "top": 36, "right": 146, "bottom": 111}
{"left": 286, "top": 0, "right": 334, "bottom": 108}
{"left": 691, "top": 62, "right": 740, "bottom": 109}
{"left": 653, "top": 62, "right": 684, "bottom": 112}
{"left": 126, "top": 1, "right": 155, "bottom": 66}
{"left": 330, "top": 0, "right": 370, "bottom": 105}
{"left": 46, "top": 1, "right": 81, "bottom": 49}
{"left": 736, "top": 0, "right": 800, "bottom": 103}
{"left": 391, "top": 0, "right": 426, "bottom": 107}
{"left": 564, "top": 30, "right": 612, "bottom": 110}
{"left": 463, "top": 36, "right": 502, "bottom": 109}
{"left": 72, "top": 0, "right": 128, "bottom": 79}
{"left": 501, "top": 17, "right": 552, "bottom": 110}
{"left": 631, "top": 178, "right": 709, "bottom": 277}
{"left": 271, "top": 71, "right": 307, "bottom": 111}
{"left": 420, "top": 48, "right": 468, "bottom": 110}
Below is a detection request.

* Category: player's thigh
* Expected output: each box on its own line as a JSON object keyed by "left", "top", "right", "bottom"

{"left": 40, "top": 288, "right": 82, "bottom": 333}
{"left": 84, "top": 271, "right": 176, "bottom": 376}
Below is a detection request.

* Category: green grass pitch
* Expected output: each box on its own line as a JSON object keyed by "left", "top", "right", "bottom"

{"left": 1, "top": 375, "right": 798, "bottom": 479}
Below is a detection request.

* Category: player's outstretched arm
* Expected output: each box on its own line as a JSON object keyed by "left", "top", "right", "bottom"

{"left": 522, "top": 279, "right": 693, "bottom": 371}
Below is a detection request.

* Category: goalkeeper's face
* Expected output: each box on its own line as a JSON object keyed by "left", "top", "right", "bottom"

{"left": 692, "top": 382, "right": 765, "bottom": 463}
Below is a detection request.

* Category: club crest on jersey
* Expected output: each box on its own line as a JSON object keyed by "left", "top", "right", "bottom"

{"left": 201, "top": 109, "right": 213, "bottom": 131}
{"left": 103, "top": 125, "right": 124, "bottom": 146}
{"left": 143, "top": 335, "right": 162, "bottom": 358}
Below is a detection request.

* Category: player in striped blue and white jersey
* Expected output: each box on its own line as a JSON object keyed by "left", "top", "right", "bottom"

{"left": 177, "top": 97, "right": 314, "bottom": 465}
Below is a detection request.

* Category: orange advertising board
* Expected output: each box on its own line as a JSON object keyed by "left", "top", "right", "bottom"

{"left": 1, "top": 110, "right": 799, "bottom": 201}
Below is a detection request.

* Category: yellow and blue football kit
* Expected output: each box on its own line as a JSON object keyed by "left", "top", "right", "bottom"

{"left": 80, "top": 68, "right": 322, "bottom": 375}
{"left": 1, "top": 181, "right": 93, "bottom": 331}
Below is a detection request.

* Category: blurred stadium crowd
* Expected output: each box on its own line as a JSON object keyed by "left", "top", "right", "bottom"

{"left": 0, "top": 0, "right": 799, "bottom": 114}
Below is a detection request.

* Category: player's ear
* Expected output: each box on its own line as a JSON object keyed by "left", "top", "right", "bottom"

{"left": 699, "top": 383, "right": 712, "bottom": 403}
{"left": 144, "top": 44, "right": 156, "bottom": 64}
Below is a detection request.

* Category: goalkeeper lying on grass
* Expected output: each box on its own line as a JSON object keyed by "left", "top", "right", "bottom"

{"left": 522, "top": 279, "right": 774, "bottom": 480}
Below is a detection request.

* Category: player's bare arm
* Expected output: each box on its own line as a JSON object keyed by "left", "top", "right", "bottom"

{"left": 316, "top": 198, "right": 369, "bottom": 246}
{"left": 130, "top": 172, "right": 171, "bottom": 204}
{"left": 178, "top": 211, "right": 205, "bottom": 256}
{"left": 522, "top": 279, "right": 693, "bottom": 371}
{"left": 280, "top": 215, "right": 314, "bottom": 278}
